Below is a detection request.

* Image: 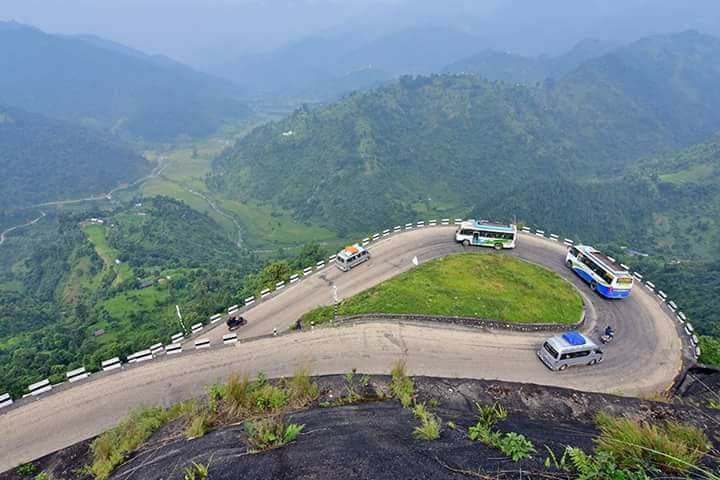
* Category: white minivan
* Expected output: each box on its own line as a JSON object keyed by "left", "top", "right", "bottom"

{"left": 537, "top": 332, "right": 603, "bottom": 371}
{"left": 335, "top": 244, "right": 370, "bottom": 272}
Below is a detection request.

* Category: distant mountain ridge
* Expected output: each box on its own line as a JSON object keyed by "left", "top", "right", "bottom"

{"left": 0, "top": 21, "right": 250, "bottom": 141}
{"left": 443, "top": 39, "right": 618, "bottom": 83}
{"left": 209, "top": 31, "right": 720, "bottom": 250}
{"left": 212, "top": 26, "right": 483, "bottom": 101}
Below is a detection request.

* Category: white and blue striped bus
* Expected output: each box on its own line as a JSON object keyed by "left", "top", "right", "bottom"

{"left": 455, "top": 220, "right": 517, "bottom": 250}
{"left": 565, "top": 245, "right": 633, "bottom": 299}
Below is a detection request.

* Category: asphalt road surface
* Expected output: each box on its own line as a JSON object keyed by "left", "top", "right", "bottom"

{"left": 0, "top": 227, "right": 683, "bottom": 471}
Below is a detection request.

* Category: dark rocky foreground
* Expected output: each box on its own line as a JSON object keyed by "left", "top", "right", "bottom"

{"left": 3, "top": 374, "right": 719, "bottom": 480}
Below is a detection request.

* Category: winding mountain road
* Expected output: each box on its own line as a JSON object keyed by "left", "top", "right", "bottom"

{"left": 0, "top": 227, "right": 684, "bottom": 471}
{"left": 0, "top": 212, "right": 46, "bottom": 246}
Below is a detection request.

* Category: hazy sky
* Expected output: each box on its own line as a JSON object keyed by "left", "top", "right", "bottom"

{"left": 2, "top": 0, "right": 719, "bottom": 68}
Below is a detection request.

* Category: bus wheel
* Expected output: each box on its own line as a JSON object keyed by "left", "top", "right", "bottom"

{"left": 590, "top": 281, "right": 598, "bottom": 291}
{"left": 558, "top": 364, "right": 568, "bottom": 371}
{"left": 565, "top": 259, "right": 573, "bottom": 269}
{"left": 493, "top": 243, "right": 502, "bottom": 250}
{"left": 462, "top": 240, "right": 470, "bottom": 247}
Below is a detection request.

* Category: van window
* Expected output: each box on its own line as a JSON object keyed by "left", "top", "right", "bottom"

{"left": 543, "top": 342, "right": 559, "bottom": 359}
{"left": 560, "top": 350, "right": 591, "bottom": 360}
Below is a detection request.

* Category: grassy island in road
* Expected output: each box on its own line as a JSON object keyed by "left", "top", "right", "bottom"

{"left": 302, "top": 253, "right": 583, "bottom": 325}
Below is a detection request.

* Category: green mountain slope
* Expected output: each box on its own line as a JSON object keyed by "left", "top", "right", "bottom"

{"left": 0, "top": 22, "right": 250, "bottom": 141}
{"left": 210, "top": 31, "right": 720, "bottom": 237}
{"left": 0, "top": 104, "right": 152, "bottom": 209}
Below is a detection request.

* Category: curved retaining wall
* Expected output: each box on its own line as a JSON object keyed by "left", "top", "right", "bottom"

{"left": 328, "top": 311, "right": 585, "bottom": 333}
{"left": 0, "top": 218, "right": 699, "bottom": 409}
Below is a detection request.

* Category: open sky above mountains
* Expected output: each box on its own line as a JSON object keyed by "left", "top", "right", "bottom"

{"left": 2, "top": 0, "right": 720, "bottom": 70}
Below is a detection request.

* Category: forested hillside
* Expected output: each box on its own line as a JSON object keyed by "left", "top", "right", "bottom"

{"left": 211, "top": 31, "right": 720, "bottom": 238}
{"left": 0, "top": 104, "right": 151, "bottom": 209}
{"left": 0, "top": 197, "right": 329, "bottom": 397}
{"left": 0, "top": 22, "right": 250, "bottom": 141}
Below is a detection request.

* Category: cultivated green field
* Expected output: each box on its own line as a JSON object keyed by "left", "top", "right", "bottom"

{"left": 302, "top": 253, "right": 583, "bottom": 325}
{"left": 82, "top": 224, "right": 133, "bottom": 285}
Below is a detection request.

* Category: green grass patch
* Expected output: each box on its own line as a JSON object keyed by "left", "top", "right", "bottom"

{"left": 82, "top": 224, "right": 133, "bottom": 286}
{"left": 217, "top": 197, "right": 341, "bottom": 248}
{"left": 88, "top": 405, "right": 186, "bottom": 480}
{"left": 302, "top": 253, "right": 583, "bottom": 325}
{"left": 594, "top": 412, "right": 712, "bottom": 475}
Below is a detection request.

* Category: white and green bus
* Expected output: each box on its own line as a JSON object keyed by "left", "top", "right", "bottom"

{"left": 455, "top": 220, "right": 517, "bottom": 250}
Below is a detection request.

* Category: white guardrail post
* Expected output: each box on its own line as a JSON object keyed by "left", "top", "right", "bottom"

{"left": 0, "top": 393, "right": 12, "bottom": 409}
{"left": 102, "top": 357, "right": 122, "bottom": 371}
{"left": 166, "top": 343, "right": 182, "bottom": 355}
{"left": 27, "top": 379, "right": 52, "bottom": 396}
{"left": 66, "top": 367, "right": 89, "bottom": 383}
{"left": 223, "top": 333, "right": 238, "bottom": 345}
{"left": 194, "top": 338, "right": 210, "bottom": 349}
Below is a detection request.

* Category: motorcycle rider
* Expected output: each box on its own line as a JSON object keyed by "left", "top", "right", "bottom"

{"left": 604, "top": 325, "right": 615, "bottom": 339}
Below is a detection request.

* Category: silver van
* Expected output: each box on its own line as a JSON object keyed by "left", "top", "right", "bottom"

{"left": 537, "top": 332, "right": 603, "bottom": 371}
{"left": 335, "top": 244, "right": 370, "bottom": 272}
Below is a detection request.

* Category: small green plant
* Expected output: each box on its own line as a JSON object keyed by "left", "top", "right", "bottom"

{"left": 411, "top": 402, "right": 441, "bottom": 441}
{"left": 185, "top": 412, "right": 211, "bottom": 439}
{"left": 244, "top": 416, "right": 305, "bottom": 452}
{"left": 497, "top": 432, "right": 535, "bottom": 461}
{"left": 183, "top": 461, "right": 210, "bottom": 480}
{"left": 708, "top": 399, "right": 720, "bottom": 410}
{"left": 286, "top": 367, "right": 319, "bottom": 407}
{"left": 390, "top": 360, "right": 415, "bottom": 408}
{"left": 16, "top": 463, "right": 38, "bottom": 477}
{"left": 545, "top": 446, "right": 649, "bottom": 480}
{"left": 33, "top": 473, "right": 50, "bottom": 480}
{"left": 428, "top": 398, "right": 440, "bottom": 408}
{"left": 467, "top": 402, "right": 533, "bottom": 462}
{"left": 446, "top": 421, "right": 456, "bottom": 430}
{"left": 206, "top": 382, "right": 227, "bottom": 413}
{"left": 283, "top": 422, "right": 304, "bottom": 443}
{"left": 344, "top": 370, "right": 362, "bottom": 402}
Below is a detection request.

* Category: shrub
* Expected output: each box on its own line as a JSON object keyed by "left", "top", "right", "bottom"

{"left": 497, "top": 432, "right": 535, "bottom": 461}
{"left": 244, "top": 416, "right": 305, "bottom": 452}
{"left": 15, "top": 463, "right": 37, "bottom": 477}
{"left": 390, "top": 360, "right": 415, "bottom": 408}
{"left": 594, "top": 413, "right": 711, "bottom": 474}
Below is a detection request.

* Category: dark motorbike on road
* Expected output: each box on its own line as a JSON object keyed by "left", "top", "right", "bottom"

{"left": 600, "top": 325, "right": 615, "bottom": 344}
